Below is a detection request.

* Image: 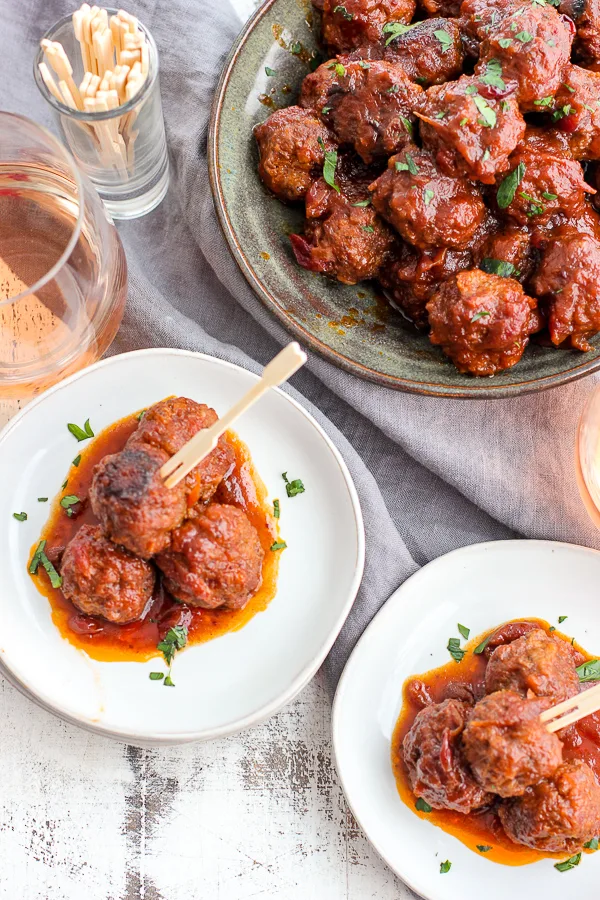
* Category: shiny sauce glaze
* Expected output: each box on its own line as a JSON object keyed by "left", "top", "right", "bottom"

{"left": 391, "top": 619, "right": 600, "bottom": 866}
{"left": 30, "top": 410, "right": 279, "bottom": 662}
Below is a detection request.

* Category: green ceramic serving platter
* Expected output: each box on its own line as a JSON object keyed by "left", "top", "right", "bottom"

{"left": 208, "top": 0, "right": 600, "bottom": 398}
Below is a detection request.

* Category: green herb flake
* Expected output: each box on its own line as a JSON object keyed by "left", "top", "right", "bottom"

{"left": 415, "top": 797, "right": 432, "bottom": 813}
{"left": 322, "top": 106, "right": 332, "bottom": 113}
{"left": 424, "top": 189, "right": 435, "bottom": 206}
{"left": 553, "top": 104, "right": 573, "bottom": 122}
{"left": 534, "top": 96, "right": 553, "bottom": 107}
{"left": 502, "top": 99, "right": 511, "bottom": 112}
{"left": 334, "top": 4, "right": 354, "bottom": 18}
{"left": 362, "top": 225, "right": 375, "bottom": 233}
{"left": 273, "top": 499, "right": 280, "bottom": 518}
{"left": 271, "top": 541, "right": 287, "bottom": 551}
{"left": 13, "top": 511, "right": 27, "bottom": 522}
{"left": 282, "top": 472, "right": 305, "bottom": 497}
{"left": 471, "top": 310, "right": 491, "bottom": 322}
{"left": 459, "top": 117, "right": 469, "bottom": 126}
{"left": 400, "top": 115, "right": 413, "bottom": 135}
{"left": 549, "top": 626, "right": 556, "bottom": 632}
{"left": 157, "top": 625, "right": 188, "bottom": 686}
{"left": 352, "top": 199, "right": 371, "bottom": 207}
{"left": 434, "top": 29, "right": 453, "bottom": 52}
{"left": 38, "top": 497, "right": 48, "bottom": 503}
{"left": 440, "top": 861, "right": 452, "bottom": 874}
{"left": 149, "top": 672, "right": 164, "bottom": 681}
{"left": 72, "top": 454, "right": 81, "bottom": 467}
{"left": 465, "top": 84, "right": 478, "bottom": 95}
{"left": 28, "top": 539, "right": 62, "bottom": 588}
{"left": 473, "top": 94, "right": 497, "bottom": 127}
{"left": 584, "top": 838, "right": 599, "bottom": 851}
{"left": 497, "top": 161, "right": 525, "bottom": 208}
{"left": 60, "top": 494, "right": 80, "bottom": 510}
{"left": 318, "top": 137, "right": 340, "bottom": 193}
{"left": 480, "top": 257, "right": 516, "bottom": 278}
{"left": 434, "top": 111, "right": 446, "bottom": 119}
{"left": 164, "top": 674, "right": 175, "bottom": 687}
{"left": 482, "top": 149, "right": 491, "bottom": 161}
{"left": 61, "top": 479, "right": 68, "bottom": 490}
{"left": 448, "top": 637, "right": 465, "bottom": 663}
{"left": 558, "top": 615, "right": 568, "bottom": 624}
{"left": 554, "top": 853, "right": 581, "bottom": 872}
{"left": 458, "top": 623, "right": 470, "bottom": 640}
{"left": 67, "top": 419, "right": 94, "bottom": 442}
{"left": 563, "top": 82, "right": 575, "bottom": 92}
{"left": 358, "top": 60, "right": 371, "bottom": 69}
{"left": 577, "top": 659, "right": 600, "bottom": 682}
{"left": 542, "top": 191, "right": 558, "bottom": 200}
{"left": 546, "top": 37, "right": 556, "bottom": 46}
{"left": 406, "top": 152, "right": 420, "bottom": 175}
{"left": 474, "top": 634, "right": 492, "bottom": 655}
{"left": 516, "top": 30, "right": 534, "bottom": 41}
{"left": 265, "top": 66, "right": 277, "bottom": 77}
{"left": 499, "top": 37, "right": 513, "bottom": 47}
{"left": 136, "top": 409, "right": 146, "bottom": 421}
{"left": 335, "top": 62, "right": 346, "bottom": 77}
{"left": 477, "top": 845, "right": 492, "bottom": 853}
{"left": 479, "top": 58, "right": 505, "bottom": 91}
{"left": 382, "top": 21, "right": 415, "bottom": 45}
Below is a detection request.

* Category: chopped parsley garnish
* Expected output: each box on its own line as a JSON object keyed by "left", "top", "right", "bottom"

{"left": 499, "top": 37, "right": 513, "bottom": 47}
{"left": 434, "top": 111, "right": 446, "bottom": 119}
{"left": 534, "top": 96, "right": 553, "bottom": 106}
{"left": 322, "top": 106, "right": 332, "bottom": 113}
{"left": 477, "top": 845, "right": 492, "bottom": 853}
{"left": 440, "top": 861, "right": 452, "bottom": 874}
{"left": 328, "top": 61, "right": 346, "bottom": 77}
{"left": 415, "top": 797, "right": 432, "bottom": 813}
{"left": 562, "top": 82, "right": 575, "bottom": 92}
{"left": 515, "top": 30, "right": 534, "bottom": 41}
{"left": 334, "top": 4, "right": 354, "bottom": 18}
{"left": 448, "top": 637, "right": 465, "bottom": 663}
{"left": 273, "top": 499, "right": 280, "bottom": 518}
{"left": 382, "top": 21, "right": 415, "bottom": 45}
{"left": 474, "top": 94, "right": 497, "bottom": 127}
{"left": 465, "top": 84, "right": 478, "bottom": 95}
{"left": 362, "top": 225, "right": 375, "bottom": 233}
{"left": 67, "top": 419, "right": 94, "bottom": 441}
{"left": 553, "top": 104, "right": 573, "bottom": 122}
{"left": 352, "top": 199, "right": 371, "bottom": 207}
{"left": 584, "top": 838, "right": 599, "bottom": 851}
{"left": 60, "top": 495, "right": 80, "bottom": 510}
{"left": 72, "top": 454, "right": 81, "bottom": 467}
{"left": 474, "top": 634, "right": 492, "bottom": 655}
{"left": 387, "top": 83, "right": 400, "bottom": 94}
{"left": 471, "top": 310, "right": 491, "bottom": 322}
{"left": 358, "top": 60, "right": 370, "bottom": 69}
{"left": 482, "top": 149, "right": 491, "bottom": 161}
{"left": 136, "top": 409, "right": 146, "bottom": 421}
{"left": 400, "top": 115, "right": 413, "bottom": 135}
{"left": 480, "top": 258, "right": 517, "bottom": 278}
{"left": 395, "top": 152, "right": 420, "bottom": 175}
{"left": 149, "top": 672, "right": 164, "bottom": 680}
{"left": 318, "top": 137, "right": 340, "bottom": 193}
{"left": 265, "top": 66, "right": 277, "bottom": 76}
{"left": 271, "top": 541, "right": 287, "bottom": 551}
{"left": 156, "top": 625, "right": 188, "bottom": 687}
{"left": 61, "top": 478, "right": 68, "bottom": 490}
{"left": 549, "top": 626, "right": 556, "bottom": 632}
{"left": 554, "top": 853, "right": 581, "bottom": 872}
{"left": 558, "top": 615, "right": 568, "bottom": 624}
{"left": 424, "top": 189, "right": 434, "bottom": 206}
{"left": 459, "top": 117, "right": 468, "bottom": 126}
{"left": 458, "top": 623, "right": 470, "bottom": 640}
{"left": 434, "top": 29, "right": 453, "bottom": 52}
{"left": 13, "top": 511, "right": 27, "bottom": 521}
{"left": 576, "top": 659, "right": 600, "bottom": 682}
{"left": 38, "top": 497, "right": 48, "bottom": 503}
{"left": 520, "top": 192, "right": 544, "bottom": 215}
{"left": 502, "top": 99, "right": 511, "bottom": 112}
{"left": 546, "top": 37, "right": 556, "bottom": 46}
{"left": 497, "top": 162, "right": 525, "bottom": 208}
{"left": 28, "top": 539, "right": 62, "bottom": 588}
{"left": 282, "top": 472, "right": 305, "bottom": 497}
{"left": 479, "top": 58, "right": 505, "bottom": 91}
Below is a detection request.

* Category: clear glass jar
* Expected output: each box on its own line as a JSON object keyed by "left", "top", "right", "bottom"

{"left": 0, "top": 112, "right": 127, "bottom": 398}
{"left": 34, "top": 11, "right": 169, "bottom": 220}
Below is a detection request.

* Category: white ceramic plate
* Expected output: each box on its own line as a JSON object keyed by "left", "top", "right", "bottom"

{"left": 0, "top": 348, "right": 364, "bottom": 744}
{"left": 332, "top": 540, "right": 600, "bottom": 899}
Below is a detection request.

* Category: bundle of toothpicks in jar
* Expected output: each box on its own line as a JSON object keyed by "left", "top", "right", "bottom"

{"left": 38, "top": 5, "right": 149, "bottom": 173}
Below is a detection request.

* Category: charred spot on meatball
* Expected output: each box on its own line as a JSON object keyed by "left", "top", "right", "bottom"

{"left": 155, "top": 503, "right": 264, "bottom": 610}
{"left": 61, "top": 524, "right": 155, "bottom": 624}
{"left": 383, "top": 18, "right": 465, "bottom": 86}
{"left": 370, "top": 147, "right": 487, "bottom": 249}
{"left": 402, "top": 698, "right": 494, "bottom": 813}
{"left": 427, "top": 268, "right": 539, "bottom": 375}
{"left": 485, "top": 628, "right": 581, "bottom": 704}
{"left": 317, "top": 0, "right": 417, "bottom": 56}
{"left": 499, "top": 760, "right": 600, "bottom": 853}
{"left": 254, "top": 106, "right": 336, "bottom": 203}
{"left": 90, "top": 446, "right": 188, "bottom": 559}
{"left": 462, "top": 690, "right": 564, "bottom": 798}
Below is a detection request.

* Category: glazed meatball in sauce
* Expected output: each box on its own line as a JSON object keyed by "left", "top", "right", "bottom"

{"left": 485, "top": 628, "right": 581, "bottom": 704}
{"left": 383, "top": 17, "right": 466, "bottom": 86}
{"left": 317, "top": 0, "right": 417, "bottom": 56}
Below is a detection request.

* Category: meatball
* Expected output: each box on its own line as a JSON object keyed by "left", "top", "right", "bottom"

{"left": 531, "top": 232, "right": 600, "bottom": 350}
{"left": 90, "top": 446, "right": 187, "bottom": 559}
{"left": 499, "top": 760, "right": 600, "bottom": 853}
{"left": 495, "top": 128, "right": 593, "bottom": 226}
{"left": 462, "top": 691, "right": 564, "bottom": 798}
{"left": 317, "top": 0, "right": 416, "bottom": 56}
{"left": 290, "top": 178, "right": 395, "bottom": 283}
{"left": 460, "top": 0, "right": 529, "bottom": 41}
{"left": 402, "top": 699, "right": 493, "bottom": 813}
{"left": 560, "top": 0, "right": 600, "bottom": 63}
{"left": 378, "top": 243, "right": 473, "bottom": 326}
{"left": 370, "top": 147, "right": 487, "bottom": 249}
{"left": 427, "top": 268, "right": 539, "bottom": 375}
{"left": 254, "top": 106, "right": 336, "bottom": 203}
{"left": 61, "top": 524, "right": 155, "bottom": 624}
{"left": 475, "top": 224, "right": 536, "bottom": 284}
{"left": 485, "top": 629, "right": 581, "bottom": 704}
{"left": 550, "top": 66, "right": 600, "bottom": 160}
{"left": 476, "top": 4, "right": 574, "bottom": 110}
{"left": 383, "top": 18, "right": 465, "bottom": 86}
{"left": 300, "top": 59, "right": 422, "bottom": 163}
{"left": 155, "top": 503, "right": 264, "bottom": 610}
{"left": 128, "top": 397, "right": 235, "bottom": 506}
{"left": 418, "top": 74, "right": 525, "bottom": 184}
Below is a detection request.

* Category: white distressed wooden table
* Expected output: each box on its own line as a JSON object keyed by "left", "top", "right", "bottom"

{"left": 0, "top": 5, "right": 413, "bottom": 887}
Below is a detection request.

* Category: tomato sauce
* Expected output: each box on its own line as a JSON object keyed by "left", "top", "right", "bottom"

{"left": 29, "top": 407, "right": 280, "bottom": 662}
{"left": 391, "top": 618, "right": 600, "bottom": 866}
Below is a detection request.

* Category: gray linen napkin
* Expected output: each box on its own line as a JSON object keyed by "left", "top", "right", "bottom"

{"left": 4, "top": 0, "right": 600, "bottom": 690}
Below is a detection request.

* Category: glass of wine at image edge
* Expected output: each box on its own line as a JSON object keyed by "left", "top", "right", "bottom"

{"left": 0, "top": 112, "right": 127, "bottom": 400}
